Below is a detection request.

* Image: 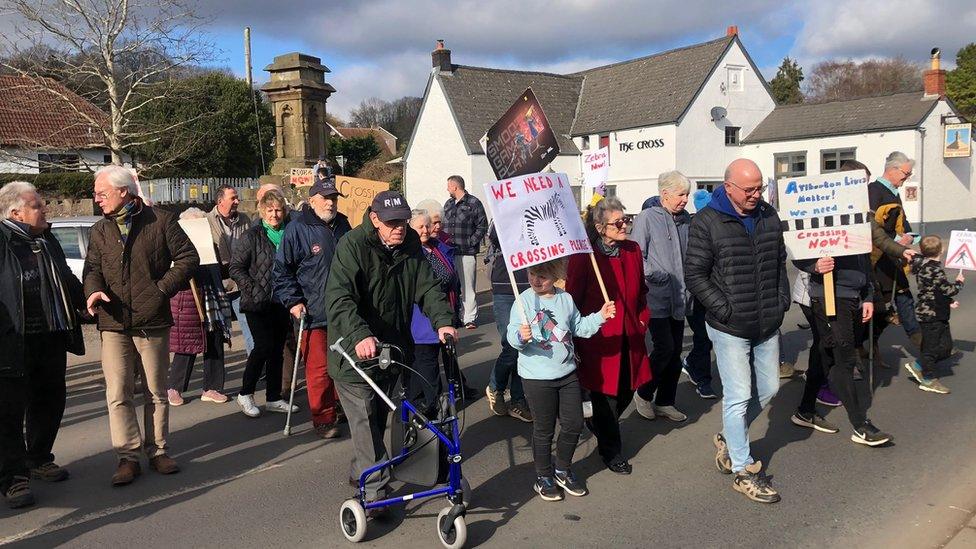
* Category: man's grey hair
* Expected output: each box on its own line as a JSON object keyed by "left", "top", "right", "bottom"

{"left": 658, "top": 170, "right": 692, "bottom": 194}
{"left": 179, "top": 207, "right": 206, "bottom": 220}
{"left": 0, "top": 181, "right": 38, "bottom": 219}
{"left": 95, "top": 165, "right": 138, "bottom": 194}
{"left": 884, "top": 151, "right": 915, "bottom": 171}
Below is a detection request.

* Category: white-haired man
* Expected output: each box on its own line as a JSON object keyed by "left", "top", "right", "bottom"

{"left": 868, "top": 151, "right": 922, "bottom": 350}
{"left": 0, "top": 182, "right": 87, "bottom": 509}
{"left": 84, "top": 165, "right": 198, "bottom": 486}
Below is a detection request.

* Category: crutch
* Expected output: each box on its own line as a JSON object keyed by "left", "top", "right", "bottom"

{"left": 284, "top": 312, "right": 306, "bottom": 436}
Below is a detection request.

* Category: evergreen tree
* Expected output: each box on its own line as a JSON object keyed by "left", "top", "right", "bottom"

{"left": 947, "top": 43, "right": 976, "bottom": 121}
{"left": 769, "top": 57, "right": 804, "bottom": 105}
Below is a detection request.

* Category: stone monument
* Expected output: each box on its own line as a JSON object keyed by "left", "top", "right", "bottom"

{"left": 261, "top": 53, "right": 336, "bottom": 175}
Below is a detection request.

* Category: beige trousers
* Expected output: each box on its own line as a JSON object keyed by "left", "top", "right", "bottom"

{"left": 100, "top": 328, "right": 171, "bottom": 461}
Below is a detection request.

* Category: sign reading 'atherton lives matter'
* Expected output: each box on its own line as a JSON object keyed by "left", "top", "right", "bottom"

{"left": 777, "top": 170, "right": 872, "bottom": 260}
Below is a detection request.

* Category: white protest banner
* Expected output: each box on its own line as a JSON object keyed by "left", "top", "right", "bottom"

{"left": 178, "top": 217, "right": 218, "bottom": 265}
{"left": 777, "top": 169, "right": 872, "bottom": 259}
{"left": 483, "top": 172, "right": 591, "bottom": 271}
{"left": 946, "top": 230, "right": 976, "bottom": 271}
{"left": 290, "top": 168, "right": 314, "bottom": 187}
{"left": 778, "top": 170, "right": 870, "bottom": 221}
{"left": 582, "top": 146, "right": 609, "bottom": 188}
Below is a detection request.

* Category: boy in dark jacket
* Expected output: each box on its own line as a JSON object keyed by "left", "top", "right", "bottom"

{"left": 905, "top": 236, "right": 964, "bottom": 394}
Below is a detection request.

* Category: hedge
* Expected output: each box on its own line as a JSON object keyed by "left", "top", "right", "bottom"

{"left": 0, "top": 173, "right": 94, "bottom": 198}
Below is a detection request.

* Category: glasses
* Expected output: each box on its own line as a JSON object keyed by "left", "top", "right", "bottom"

{"left": 92, "top": 189, "right": 119, "bottom": 200}
{"left": 727, "top": 180, "right": 767, "bottom": 196}
{"left": 898, "top": 167, "right": 913, "bottom": 179}
{"left": 606, "top": 219, "right": 630, "bottom": 230}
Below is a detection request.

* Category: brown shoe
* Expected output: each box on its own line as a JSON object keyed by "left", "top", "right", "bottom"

{"left": 111, "top": 459, "right": 142, "bottom": 486}
{"left": 149, "top": 454, "right": 180, "bottom": 475}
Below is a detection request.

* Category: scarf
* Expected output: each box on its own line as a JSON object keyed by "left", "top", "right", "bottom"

{"left": 197, "top": 264, "right": 232, "bottom": 340}
{"left": 3, "top": 219, "right": 75, "bottom": 332}
{"left": 262, "top": 221, "right": 284, "bottom": 249}
{"left": 114, "top": 199, "right": 139, "bottom": 242}
{"left": 596, "top": 238, "right": 620, "bottom": 257}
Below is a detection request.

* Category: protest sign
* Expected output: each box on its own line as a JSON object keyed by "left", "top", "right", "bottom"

{"left": 290, "top": 168, "right": 314, "bottom": 187}
{"left": 778, "top": 170, "right": 872, "bottom": 315}
{"left": 178, "top": 217, "right": 218, "bottom": 265}
{"left": 946, "top": 230, "right": 976, "bottom": 271}
{"left": 582, "top": 146, "right": 610, "bottom": 188}
{"left": 482, "top": 88, "right": 560, "bottom": 180}
{"left": 483, "top": 172, "right": 590, "bottom": 271}
{"left": 334, "top": 176, "right": 389, "bottom": 228}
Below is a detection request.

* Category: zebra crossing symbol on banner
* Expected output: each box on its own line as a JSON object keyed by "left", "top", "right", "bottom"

{"left": 777, "top": 170, "right": 872, "bottom": 260}
{"left": 946, "top": 231, "right": 976, "bottom": 271}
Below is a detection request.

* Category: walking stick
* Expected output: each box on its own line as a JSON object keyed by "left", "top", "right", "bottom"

{"left": 868, "top": 313, "right": 874, "bottom": 396}
{"left": 284, "top": 312, "right": 306, "bottom": 436}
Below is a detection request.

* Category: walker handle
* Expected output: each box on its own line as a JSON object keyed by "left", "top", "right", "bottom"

{"left": 330, "top": 337, "right": 397, "bottom": 412}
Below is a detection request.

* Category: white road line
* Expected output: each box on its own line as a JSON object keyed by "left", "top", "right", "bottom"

{"left": 0, "top": 463, "right": 283, "bottom": 545}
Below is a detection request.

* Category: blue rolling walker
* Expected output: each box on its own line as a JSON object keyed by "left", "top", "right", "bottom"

{"left": 330, "top": 335, "right": 470, "bottom": 548}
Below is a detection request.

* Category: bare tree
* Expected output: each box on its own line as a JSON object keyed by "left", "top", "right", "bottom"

{"left": 805, "top": 57, "right": 923, "bottom": 103}
{"left": 0, "top": 0, "right": 215, "bottom": 171}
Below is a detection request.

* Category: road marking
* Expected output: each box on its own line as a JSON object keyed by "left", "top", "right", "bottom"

{"left": 0, "top": 463, "right": 283, "bottom": 545}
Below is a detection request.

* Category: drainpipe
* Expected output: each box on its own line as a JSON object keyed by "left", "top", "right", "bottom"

{"left": 918, "top": 126, "right": 926, "bottom": 235}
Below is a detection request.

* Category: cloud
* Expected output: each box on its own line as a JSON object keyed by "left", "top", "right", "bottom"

{"left": 792, "top": 0, "right": 976, "bottom": 65}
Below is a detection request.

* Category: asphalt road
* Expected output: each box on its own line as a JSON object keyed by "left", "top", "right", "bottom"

{"left": 2, "top": 278, "right": 976, "bottom": 548}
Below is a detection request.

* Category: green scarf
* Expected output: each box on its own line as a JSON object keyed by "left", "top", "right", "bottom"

{"left": 262, "top": 220, "right": 284, "bottom": 249}
{"left": 114, "top": 199, "right": 138, "bottom": 242}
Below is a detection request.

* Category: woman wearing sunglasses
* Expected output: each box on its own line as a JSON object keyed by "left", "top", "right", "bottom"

{"left": 565, "top": 197, "right": 651, "bottom": 475}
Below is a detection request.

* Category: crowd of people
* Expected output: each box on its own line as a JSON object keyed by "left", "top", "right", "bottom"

{"left": 0, "top": 150, "right": 965, "bottom": 513}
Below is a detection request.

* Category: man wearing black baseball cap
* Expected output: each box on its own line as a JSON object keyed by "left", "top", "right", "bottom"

{"left": 272, "top": 177, "right": 351, "bottom": 439}
{"left": 326, "top": 190, "right": 457, "bottom": 509}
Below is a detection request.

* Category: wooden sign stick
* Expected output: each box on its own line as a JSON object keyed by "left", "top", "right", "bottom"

{"left": 588, "top": 252, "right": 614, "bottom": 317}
{"left": 824, "top": 271, "right": 837, "bottom": 317}
{"left": 508, "top": 269, "right": 530, "bottom": 325}
{"left": 188, "top": 278, "right": 205, "bottom": 323}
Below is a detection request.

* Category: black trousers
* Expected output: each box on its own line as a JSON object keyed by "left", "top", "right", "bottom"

{"left": 522, "top": 372, "right": 583, "bottom": 477}
{"left": 588, "top": 344, "right": 633, "bottom": 464}
{"left": 168, "top": 330, "right": 225, "bottom": 392}
{"left": 683, "top": 300, "right": 713, "bottom": 385}
{"left": 0, "top": 334, "right": 67, "bottom": 489}
{"left": 797, "top": 303, "right": 826, "bottom": 415}
{"left": 919, "top": 320, "right": 953, "bottom": 378}
{"left": 812, "top": 297, "right": 872, "bottom": 428}
{"left": 242, "top": 305, "right": 289, "bottom": 401}
{"left": 637, "top": 317, "right": 685, "bottom": 405}
{"left": 404, "top": 343, "right": 444, "bottom": 416}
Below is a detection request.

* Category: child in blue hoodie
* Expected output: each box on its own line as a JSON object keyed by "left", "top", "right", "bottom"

{"left": 507, "top": 258, "right": 614, "bottom": 501}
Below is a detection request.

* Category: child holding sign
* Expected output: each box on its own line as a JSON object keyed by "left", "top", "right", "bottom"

{"left": 905, "top": 236, "right": 965, "bottom": 394}
{"left": 507, "top": 258, "right": 614, "bottom": 501}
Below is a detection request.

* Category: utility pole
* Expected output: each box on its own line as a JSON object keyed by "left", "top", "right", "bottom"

{"left": 244, "top": 26, "right": 253, "bottom": 88}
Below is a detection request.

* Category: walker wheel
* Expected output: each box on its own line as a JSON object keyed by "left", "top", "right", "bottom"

{"left": 339, "top": 499, "right": 367, "bottom": 542}
{"left": 436, "top": 507, "right": 467, "bottom": 548}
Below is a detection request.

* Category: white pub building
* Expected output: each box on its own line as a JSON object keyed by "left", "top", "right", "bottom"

{"left": 404, "top": 27, "right": 973, "bottom": 227}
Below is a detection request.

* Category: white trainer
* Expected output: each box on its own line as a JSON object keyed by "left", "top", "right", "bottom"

{"left": 653, "top": 405, "right": 688, "bottom": 422}
{"left": 633, "top": 392, "right": 655, "bottom": 420}
{"left": 265, "top": 400, "right": 299, "bottom": 414}
{"left": 237, "top": 394, "right": 261, "bottom": 417}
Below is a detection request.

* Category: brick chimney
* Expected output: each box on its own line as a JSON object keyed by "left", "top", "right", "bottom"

{"left": 726, "top": 25, "right": 738, "bottom": 37}
{"left": 923, "top": 47, "right": 946, "bottom": 98}
{"left": 432, "top": 40, "right": 452, "bottom": 73}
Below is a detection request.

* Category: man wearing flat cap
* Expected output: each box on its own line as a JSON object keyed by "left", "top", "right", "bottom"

{"left": 273, "top": 177, "right": 351, "bottom": 439}
{"left": 326, "top": 191, "right": 457, "bottom": 508}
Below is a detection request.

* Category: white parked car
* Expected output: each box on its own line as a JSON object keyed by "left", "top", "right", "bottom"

{"left": 49, "top": 216, "right": 100, "bottom": 282}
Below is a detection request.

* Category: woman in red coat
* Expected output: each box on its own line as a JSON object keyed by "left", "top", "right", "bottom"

{"left": 566, "top": 197, "right": 651, "bottom": 475}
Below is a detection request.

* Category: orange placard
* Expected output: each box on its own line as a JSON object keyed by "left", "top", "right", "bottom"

{"left": 335, "top": 176, "right": 390, "bottom": 227}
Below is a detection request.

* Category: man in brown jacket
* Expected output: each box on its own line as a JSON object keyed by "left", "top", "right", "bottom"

{"left": 84, "top": 165, "right": 199, "bottom": 486}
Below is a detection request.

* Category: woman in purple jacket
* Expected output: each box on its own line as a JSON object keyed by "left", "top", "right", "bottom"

{"left": 406, "top": 210, "right": 461, "bottom": 414}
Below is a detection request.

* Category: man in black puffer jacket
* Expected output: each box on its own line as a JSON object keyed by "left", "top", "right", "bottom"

{"left": 685, "top": 158, "right": 788, "bottom": 505}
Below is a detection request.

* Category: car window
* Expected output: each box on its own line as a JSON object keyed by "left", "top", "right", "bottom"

{"left": 50, "top": 227, "right": 82, "bottom": 259}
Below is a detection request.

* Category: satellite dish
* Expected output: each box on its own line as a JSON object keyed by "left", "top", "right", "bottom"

{"left": 710, "top": 106, "right": 727, "bottom": 122}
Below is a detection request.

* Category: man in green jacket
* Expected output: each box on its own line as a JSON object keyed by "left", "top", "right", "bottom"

{"left": 326, "top": 190, "right": 456, "bottom": 507}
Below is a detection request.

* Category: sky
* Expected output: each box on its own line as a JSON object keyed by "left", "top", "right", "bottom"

{"left": 197, "top": 0, "right": 976, "bottom": 120}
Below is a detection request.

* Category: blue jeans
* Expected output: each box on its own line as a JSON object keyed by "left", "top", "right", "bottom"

{"left": 489, "top": 293, "right": 523, "bottom": 400}
{"left": 706, "top": 325, "right": 780, "bottom": 473}
{"left": 894, "top": 292, "right": 920, "bottom": 336}
{"left": 231, "top": 295, "right": 254, "bottom": 356}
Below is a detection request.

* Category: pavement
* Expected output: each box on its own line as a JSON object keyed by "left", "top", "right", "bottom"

{"left": 3, "top": 269, "right": 976, "bottom": 548}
